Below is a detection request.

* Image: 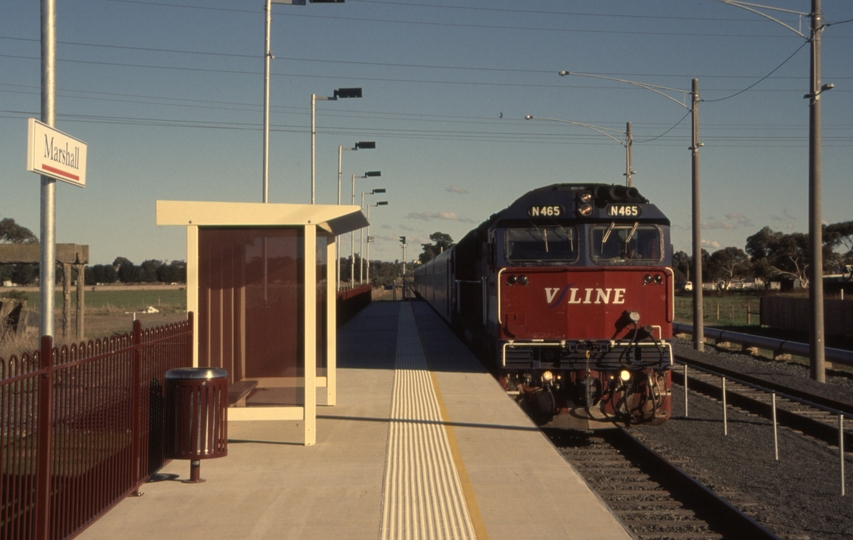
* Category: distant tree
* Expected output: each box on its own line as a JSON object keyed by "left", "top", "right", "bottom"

{"left": 745, "top": 226, "right": 814, "bottom": 286}
{"left": 369, "top": 260, "right": 403, "bottom": 287}
{"left": 113, "top": 257, "right": 139, "bottom": 283}
{"left": 85, "top": 264, "right": 118, "bottom": 284}
{"left": 707, "top": 247, "right": 751, "bottom": 290}
{"left": 0, "top": 218, "right": 37, "bottom": 244}
{"left": 11, "top": 264, "right": 38, "bottom": 285}
{"left": 825, "top": 220, "right": 853, "bottom": 252}
{"left": 419, "top": 232, "right": 454, "bottom": 264}
{"left": 157, "top": 260, "right": 186, "bottom": 283}
{"left": 140, "top": 259, "right": 162, "bottom": 283}
{"left": 825, "top": 220, "right": 853, "bottom": 267}
{"left": 672, "top": 251, "right": 691, "bottom": 282}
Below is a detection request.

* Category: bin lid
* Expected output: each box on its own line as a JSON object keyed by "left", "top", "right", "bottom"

{"left": 166, "top": 367, "right": 228, "bottom": 380}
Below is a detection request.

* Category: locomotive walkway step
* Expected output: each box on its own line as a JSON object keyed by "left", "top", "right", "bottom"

{"left": 79, "top": 301, "right": 631, "bottom": 540}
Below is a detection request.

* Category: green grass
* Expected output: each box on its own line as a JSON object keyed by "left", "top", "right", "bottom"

{"left": 675, "top": 293, "right": 762, "bottom": 327}
{"left": 0, "top": 288, "right": 186, "bottom": 313}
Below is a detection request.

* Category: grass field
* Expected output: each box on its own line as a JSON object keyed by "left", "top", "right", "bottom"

{"left": 0, "top": 287, "right": 187, "bottom": 314}
{"left": 0, "top": 287, "right": 189, "bottom": 357}
{"left": 674, "top": 293, "right": 762, "bottom": 327}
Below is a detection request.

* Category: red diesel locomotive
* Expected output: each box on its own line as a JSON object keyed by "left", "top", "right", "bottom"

{"left": 414, "top": 183, "right": 673, "bottom": 427}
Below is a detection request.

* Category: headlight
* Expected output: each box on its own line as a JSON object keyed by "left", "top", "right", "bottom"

{"left": 541, "top": 371, "right": 554, "bottom": 383}
{"left": 619, "top": 370, "right": 631, "bottom": 382}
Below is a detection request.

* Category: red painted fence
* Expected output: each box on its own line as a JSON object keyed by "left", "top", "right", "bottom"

{"left": 1, "top": 314, "right": 194, "bottom": 540}
{"left": 337, "top": 285, "right": 372, "bottom": 326}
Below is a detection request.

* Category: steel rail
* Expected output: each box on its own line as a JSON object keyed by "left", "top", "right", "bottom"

{"left": 673, "top": 346, "right": 853, "bottom": 417}
{"left": 614, "top": 428, "right": 780, "bottom": 540}
{"left": 673, "top": 355, "right": 853, "bottom": 449}
{"left": 549, "top": 427, "right": 780, "bottom": 539}
{"left": 673, "top": 322, "right": 853, "bottom": 368}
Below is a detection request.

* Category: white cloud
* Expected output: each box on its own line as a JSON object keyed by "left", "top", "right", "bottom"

{"left": 703, "top": 212, "right": 754, "bottom": 230}
{"left": 406, "top": 211, "right": 473, "bottom": 222}
{"left": 446, "top": 185, "right": 468, "bottom": 194}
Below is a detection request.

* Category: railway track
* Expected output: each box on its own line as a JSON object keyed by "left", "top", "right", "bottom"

{"left": 546, "top": 427, "right": 778, "bottom": 540}
{"left": 673, "top": 354, "right": 853, "bottom": 449}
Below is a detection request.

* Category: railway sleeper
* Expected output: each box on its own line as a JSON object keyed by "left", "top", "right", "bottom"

{"left": 675, "top": 369, "right": 853, "bottom": 449}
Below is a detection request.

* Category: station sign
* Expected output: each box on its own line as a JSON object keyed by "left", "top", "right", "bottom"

{"left": 27, "top": 118, "right": 88, "bottom": 188}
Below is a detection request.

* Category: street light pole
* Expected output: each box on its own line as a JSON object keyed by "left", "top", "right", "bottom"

{"left": 366, "top": 201, "right": 388, "bottom": 284}
{"left": 524, "top": 115, "right": 635, "bottom": 186}
{"left": 263, "top": 0, "right": 347, "bottom": 203}
{"left": 350, "top": 171, "right": 381, "bottom": 288}
{"left": 625, "top": 122, "right": 633, "bottom": 187}
{"left": 336, "top": 141, "right": 375, "bottom": 290}
{"left": 558, "top": 71, "right": 704, "bottom": 351}
{"left": 690, "top": 79, "right": 704, "bottom": 352}
{"left": 718, "top": 0, "right": 831, "bottom": 381}
{"left": 400, "top": 236, "right": 408, "bottom": 299}
{"left": 808, "top": 0, "right": 826, "bottom": 381}
{"left": 311, "top": 87, "right": 362, "bottom": 204}
{"left": 360, "top": 189, "right": 386, "bottom": 284}
{"left": 263, "top": 0, "right": 272, "bottom": 203}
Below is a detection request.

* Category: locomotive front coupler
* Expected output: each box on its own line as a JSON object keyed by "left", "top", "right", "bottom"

{"left": 574, "top": 340, "right": 606, "bottom": 353}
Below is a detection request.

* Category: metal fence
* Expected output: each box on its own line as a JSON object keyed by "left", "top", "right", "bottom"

{"left": 337, "top": 285, "right": 372, "bottom": 326}
{"left": 1, "top": 314, "right": 194, "bottom": 540}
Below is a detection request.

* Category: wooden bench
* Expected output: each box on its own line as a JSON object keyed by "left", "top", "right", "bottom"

{"left": 228, "top": 380, "right": 259, "bottom": 407}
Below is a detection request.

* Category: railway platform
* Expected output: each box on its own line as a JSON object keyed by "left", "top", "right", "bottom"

{"left": 80, "top": 301, "right": 630, "bottom": 539}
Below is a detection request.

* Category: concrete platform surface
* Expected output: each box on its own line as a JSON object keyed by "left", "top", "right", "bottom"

{"left": 79, "top": 301, "right": 629, "bottom": 540}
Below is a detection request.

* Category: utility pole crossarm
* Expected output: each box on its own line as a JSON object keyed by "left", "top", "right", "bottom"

{"left": 560, "top": 71, "right": 691, "bottom": 110}
{"left": 717, "top": 0, "right": 809, "bottom": 38}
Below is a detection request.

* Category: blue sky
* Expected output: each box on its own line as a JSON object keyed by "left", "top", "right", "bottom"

{"left": 2, "top": 0, "right": 851, "bottom": 265}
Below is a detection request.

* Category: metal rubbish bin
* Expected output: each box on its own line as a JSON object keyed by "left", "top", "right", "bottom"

{"left": 164, "top": 367, "right": 229, "bottom": 483}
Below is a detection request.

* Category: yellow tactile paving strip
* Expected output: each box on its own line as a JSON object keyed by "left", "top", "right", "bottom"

{"left": 380, "top": 303, "right": 477, "bottom": 540}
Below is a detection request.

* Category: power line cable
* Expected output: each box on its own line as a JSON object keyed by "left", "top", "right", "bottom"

{"left": 77, "top": 0, "right": 850, "bottom": 39}
{"left": 703, "top": 40, "right": 809, "bottom": 103}
{"left": 634, "top": 110, "right": 693, "bottom": 144}
{"left": 7, "top": 35, "right": 847, "bottom": 84}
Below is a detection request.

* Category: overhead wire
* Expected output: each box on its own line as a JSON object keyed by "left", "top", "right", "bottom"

{"left": 93, "top": 0, "right": 852, "bottom": 39}
{"left": 4, "top": 3, "right": 851, "bottom": 149}
{"left": 703, "top": 40, "right": 809, "bottom": 103}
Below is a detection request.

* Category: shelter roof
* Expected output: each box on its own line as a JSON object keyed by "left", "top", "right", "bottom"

{"left": 156, "top": 200, "right": 368, "bottom": 236}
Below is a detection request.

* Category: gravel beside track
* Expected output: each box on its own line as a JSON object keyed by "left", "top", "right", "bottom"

{"left": 630, "top": 339, "right": 853, "bottom": 540}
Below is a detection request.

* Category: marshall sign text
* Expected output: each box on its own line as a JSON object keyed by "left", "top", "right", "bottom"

{"left": 27, "top": 118, "right": 88, "bottom": 187}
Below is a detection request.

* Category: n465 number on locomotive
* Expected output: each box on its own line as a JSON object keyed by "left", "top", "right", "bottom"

{"left": 528, "top": 205, "right": 563, "bottom": 217}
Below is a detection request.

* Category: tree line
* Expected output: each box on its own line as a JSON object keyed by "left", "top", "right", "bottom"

{"left": 3, "top": 216, "right": 851, "bottom": 290}
{"left": 0, "top": 217, "right": 187, "bottom": 286}
{"left": 674, "top": 221, "right": 853, "bottom": 289}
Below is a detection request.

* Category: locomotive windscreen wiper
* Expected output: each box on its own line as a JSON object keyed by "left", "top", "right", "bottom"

{"left": 531, "top": 222, "right": 549, "bottom": 253}
{"left": 625, "top": 222, "right": 639, "bottom": 244}
{"left": 601, "top": 222, "right": 615, "bottom": 254}
{"left": 557, "top": 224, "right": 574, "bottom": 252}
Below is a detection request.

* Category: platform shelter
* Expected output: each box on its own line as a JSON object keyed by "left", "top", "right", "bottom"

{"left": 156, "top": 200, "right": 368, "bottom": 445}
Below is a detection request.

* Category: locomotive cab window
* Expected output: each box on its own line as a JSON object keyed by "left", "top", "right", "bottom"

{"left": 591, "top": 223, "right": 662, "bottom": 264}
{"left": 506, "top": 226, "right": 578, "bottom": 263}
